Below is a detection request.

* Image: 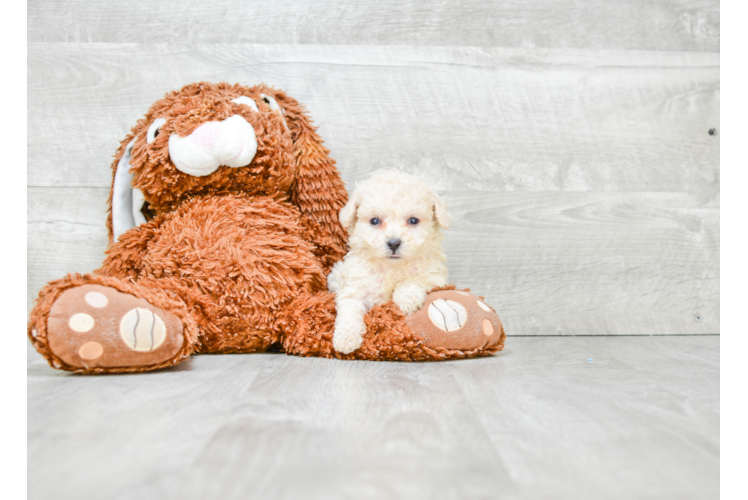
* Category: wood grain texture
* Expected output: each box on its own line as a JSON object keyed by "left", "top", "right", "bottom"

{"left": 28, "top": 44, "right": 720, "bottom": 192}
{"left": 446, "top": 191, "right": 719, "bottom": 335}
{"left": 27, "top": 187, "right": 110, "bottom": 316}
{"left": 27, "top": 336, "right": 719, "bottom": 500}
{"left": 27, "top": 0, "right": 720, "bottom": 52}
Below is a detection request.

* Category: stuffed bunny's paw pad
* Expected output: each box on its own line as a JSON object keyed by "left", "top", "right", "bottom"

{"left": 46, "top": 285, "right": 185, "bottom": 369}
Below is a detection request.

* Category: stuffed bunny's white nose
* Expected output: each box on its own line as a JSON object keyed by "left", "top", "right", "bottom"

{"left": 168, "top": 115, "right": 257, "bottom": 177}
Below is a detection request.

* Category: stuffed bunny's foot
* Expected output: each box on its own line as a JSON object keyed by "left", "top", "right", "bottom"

{"left": 43, "top": 284, "right": 186, "bottom": 372}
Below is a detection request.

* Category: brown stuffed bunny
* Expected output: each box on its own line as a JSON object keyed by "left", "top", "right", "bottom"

{"left": 27, "top": 82, "right": 505, "bottom": 374}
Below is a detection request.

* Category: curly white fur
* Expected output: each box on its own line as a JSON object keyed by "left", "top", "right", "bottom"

{"left": 328, "top": 169, "right": 451, "bottom": 354}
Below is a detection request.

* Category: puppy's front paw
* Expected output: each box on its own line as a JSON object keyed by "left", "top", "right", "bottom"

{"left": 333, "top": 329, "right": 363, "bottom": 354}
{"left": 333, "top": 319, "right": 366, "bottom": 354}
{"left": 393, "top": 285, "right": 427, "bottom": 316}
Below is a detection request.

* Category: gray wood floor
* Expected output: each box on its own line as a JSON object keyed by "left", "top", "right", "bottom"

{"left": 28, "top": 336, "right": 719, "bottom": 500}
{"left": 27, "top": 1, "right": 720, "bottom": 499}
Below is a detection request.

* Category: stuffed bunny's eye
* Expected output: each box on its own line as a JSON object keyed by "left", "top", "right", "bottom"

{"left": 147, "top": 117, "right": 167, "bottom": 144}
{"left": 260, "top": 94, "right": 289, "bottom": 128}
{"left": 231, "top": 96, "right": 259, "bottom": 112}
{"left": 260, "top": 94, "right": 282, "bottom": 111}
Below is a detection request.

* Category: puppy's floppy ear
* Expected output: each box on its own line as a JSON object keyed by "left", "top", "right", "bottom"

{"left": 339, "top": 190, "right": 362, "bottom": 231}
{"left": 432, "top": 192, "right": 452, "bottom": 229}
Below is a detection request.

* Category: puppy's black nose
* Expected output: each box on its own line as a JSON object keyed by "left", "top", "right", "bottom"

{"left": 387, "top": 239, "right": 402, "bottom": 253}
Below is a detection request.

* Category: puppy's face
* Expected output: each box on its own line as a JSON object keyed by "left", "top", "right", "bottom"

{"left": 340, "top": 170, "right": 451, "bottom": 262}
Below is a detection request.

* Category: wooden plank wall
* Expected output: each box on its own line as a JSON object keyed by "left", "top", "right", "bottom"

{"left": 27, "top": 1, "right": 720, "bottom": 336}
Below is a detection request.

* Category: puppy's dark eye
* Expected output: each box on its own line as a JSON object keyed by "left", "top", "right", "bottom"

{"left": 370, "top": 217, "right": 380, "bottom": 226}
{"left": 408, "top": 217, "right": 419, "bottom": 225}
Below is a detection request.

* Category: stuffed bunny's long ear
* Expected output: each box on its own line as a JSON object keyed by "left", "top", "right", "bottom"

{"left": 106, "top": 135, "right": 149, "bottom": 247}
{"left": 272, "top": 90, "right": 349, "bottom": 271}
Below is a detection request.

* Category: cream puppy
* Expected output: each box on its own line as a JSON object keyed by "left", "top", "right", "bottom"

{"left": 328, "top": 169, "right": 452, "bottom": 354}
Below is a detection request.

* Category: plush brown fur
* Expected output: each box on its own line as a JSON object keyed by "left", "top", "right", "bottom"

{"left": 99, "top": 194, "right": 327, "bottom": 353}
{"left": 283, "top": 286, "right": 506, "bottom": 361}
{"left": 28, "top": 82, "right": 505, "bottom": 374}
{"left": 104, "top": 82, "right": 348, "bottom": 267}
